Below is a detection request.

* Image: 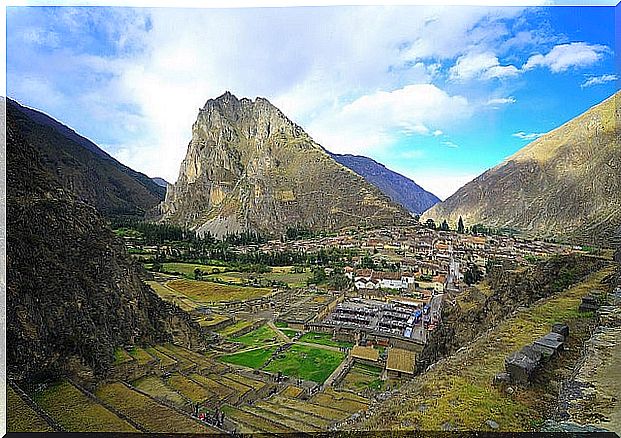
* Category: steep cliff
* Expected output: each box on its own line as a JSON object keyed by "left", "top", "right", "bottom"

{"left": 7, "top": 107, "right": 202, "bottom": 384}
{"left": 423, "top": 92, "right": 621, "bottom": 247}
{"left": 7, "top": 99, "right": 165, "bottom": 220}
{"left": 330, "top": 153, "right": 440, "bottom": 214}
{"left": 160, "top": 92, "right": 413, "bottom": 237}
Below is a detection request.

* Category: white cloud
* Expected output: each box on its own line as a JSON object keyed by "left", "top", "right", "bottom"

{"left": 401, "top": 169, "right": 479, "bottom": 201}
{"left": 523, "top": 42, "right": 610, "bottom": 73}
{"left": 307, "top": 84, "right": 471, "bottom": 154}
{"left": 442, "top": 140, "right": 460, "bottom": 148}
{"left": 486, "top": 96, "right": 516, "bottom": 106}
{"left": 449, "top": 51, "right": 519, "bottom": 81}
{"left": 581, "top": 74, "right": 617, "bottom": 88}
{"left": 512, "top": 131, "right": 546, "bottom": 140}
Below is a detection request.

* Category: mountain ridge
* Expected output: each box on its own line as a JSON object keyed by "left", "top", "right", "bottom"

{"left": 330, "top": 152, "right": 440, "bottom": 214}
{"left": 7, "top": 98, "right": 166, "bottom": 220}
{"left": 422, "top": 92, "right": 621, "bottom": 247}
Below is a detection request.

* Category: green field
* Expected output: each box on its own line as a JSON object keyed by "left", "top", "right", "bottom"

{"left": 7, "top": 386, "right": 55, "bottom": 432}
{"left": 34, "top": 381, "right": 138, "bottom": 432}
{"left": 264, "top": 345, "right": 345, "bottom": 383}
{"left": 217, "top": 319, "right": 255, "bottom": 337}
{"left": 341, "top": 364, "right": 385, "bottom": 392}
{"left": 231, "top": 324, "right": 280, "bottom": 346}
{"left": 167, "top": 278, "right": 272, "bottom": 303}
{"left": 298, "top": 332, "right": 353, "bottom": 348}
{"left": 220, "top": 346, "right": 277, "bottom": 369}
{"left": 280, "top": 328, "right": 300, "bottom": 338}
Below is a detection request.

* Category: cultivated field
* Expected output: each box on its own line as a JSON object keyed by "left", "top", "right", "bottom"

{"left": 264, "top": 344, "right": 345, "bottom": 383}
{"left": 167, "top": 278, "right": 271, "bottom": 303}
{"left": 34, "top": 381, "right": 138, "bottom": 432}
{"left": 7, "top": 386, "right": 55, "bottom": 432}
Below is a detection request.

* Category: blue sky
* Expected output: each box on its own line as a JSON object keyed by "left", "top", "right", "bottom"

{"left": 6, "top": 4, "right": 618, "bottom": 199}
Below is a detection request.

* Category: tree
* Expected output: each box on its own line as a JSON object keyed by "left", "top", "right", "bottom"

{"left": 193, "top": 267, "right": 203, "bottom": 280}
{"left": 457, "top": 216, "right": 465, "bottom": 234}
{"left": 425, "top": 218, "right": 436, "bottom": 230}
{"left": 463, "top": 263, "right": 482, "bottom": 285}
{"left": 440, "top": 220, "right": 450, "bottom": 231}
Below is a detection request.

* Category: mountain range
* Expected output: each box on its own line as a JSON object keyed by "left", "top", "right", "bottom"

{"left": 423, "top": 91, "right": 620, "bottom": 247}
{"left": 7, "top": 99, "right": 166, "bottom": 220}
{"left": 330, "top": 153, "right": 440, "bottom": 215}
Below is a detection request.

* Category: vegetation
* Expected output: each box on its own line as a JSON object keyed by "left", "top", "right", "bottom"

{"left": 7, "top": 386, "right": 54, "bottom": 432}
{"left": 220, "top": 346, "right": 278, "bottom": 369}
{"left": 131, "top": 376, "right": 189, "bottom": 408}
{"left": 166, "top": 279, "right": 271, "bottom": 303}
{"left": 34, "top": 381, "right": 138, "bottom": 432}
{"left": 95, "top": 382, "right": 215, "bottom": 433}
{"left": 231, "top": 325, "right": 280, "bottom": 347}
{"left": 297, "top": 332, "right": 353, "bottom": 348}
{"left": 264, "top": 345, "right": 345, "bottom": 383}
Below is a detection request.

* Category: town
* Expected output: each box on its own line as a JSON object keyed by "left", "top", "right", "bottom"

{"left": 89, "top": 221, "right": 584, "bottom": 433}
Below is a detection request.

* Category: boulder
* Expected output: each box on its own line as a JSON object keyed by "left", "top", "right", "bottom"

{"left": 533, "top": 332, "right": 565, "bottom": 359}
{"left": 505, "top": 345, "right": 542, "bottom": 384}
{"left": 578, "top": 295, "right": 599, "bottom": 312}
{"left": 551, "top": 322, "right": 569, "bottom": 338}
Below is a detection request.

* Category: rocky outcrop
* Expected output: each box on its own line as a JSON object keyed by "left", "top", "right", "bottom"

{"left": 160, "top": 92, "right": 413, "bottom": 237}
{"left": 7, "top": 99, "right": 165, "bottom": 220}
{"left": 423, "top": 92, "right": 621, "bottom": 248}
{"left": 416, "top": 255, "right": 607, "bottom": 372}
{"left": 330, "top": 153, "right": 439, "bottom": 214}
{"left": 7, "top": 108, "right": 202, "bottom": 384}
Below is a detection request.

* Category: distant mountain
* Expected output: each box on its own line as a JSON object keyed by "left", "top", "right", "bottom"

{"left": 7, "top": 99, "right": 166, "bottom": 219}
{"left": 160, "top": 92, "right": 413, "bottom": 237}
{"left": 152, "top": 177, "right": 170, "bottom": 188}
{"left": 330, "top": 153, "right": 440, "bottom": 214}
{"left": 423, "top": 92, "right": 621, "bottom": 247}
{"left": 6, "top": 105, "right": 201, "bottom": 383}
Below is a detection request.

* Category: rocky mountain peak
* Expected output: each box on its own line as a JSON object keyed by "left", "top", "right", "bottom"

{"left": 160, "top": 92, "right": 412, "bottom": 237}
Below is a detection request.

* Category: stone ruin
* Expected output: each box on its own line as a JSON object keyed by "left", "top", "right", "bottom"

{"left": 497, "top": 322, "right": 569, "bottom": 385}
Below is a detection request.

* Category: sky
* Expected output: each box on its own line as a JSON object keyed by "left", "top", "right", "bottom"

{"left": 5, "top": 3, "right": 619, "bottom": 199}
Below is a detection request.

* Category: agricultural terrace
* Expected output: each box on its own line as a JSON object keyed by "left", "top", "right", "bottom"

{"left": 166, "top": 278, "right": 272, "bottom": 303}
{"left": 220, "top": 346, "right": 278, "bottom": 369}
{"left": 264, "top": 345, "right": 345, "bottom": 383}
{"left": 7, "top": 387, "right": 54, "bottom": 432}
{"left": 298, "top": 332, "right": 353, "bottom": 348}
{"left": 33, "top": 381, "right": 138, "bottom": 432}
{"left": 217, "top": 319, "right": 256, "bottom": 337}
{"left": 231, "top": 324, "right": 281, "bottom": 347}
{"left": 145, "top": 280, "right": 199, "bottom": 312}
{"left": 340, "top": 363, "right": 385, "bottom": 392}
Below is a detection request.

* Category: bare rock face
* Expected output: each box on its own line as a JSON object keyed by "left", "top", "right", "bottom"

{"left": 7, "top": 108, "right": 202, "bottom": 384}
{"left": 423, "top": 92, "right": 621, "bottom": 247}
{"left": 160, "top": 92, "right": 412, "bottom": 237}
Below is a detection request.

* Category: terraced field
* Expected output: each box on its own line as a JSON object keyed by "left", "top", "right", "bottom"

{"left": 131, "top": 376, "right": 190, "bottom": 410}
{"left": 264, "top": 344, "right": 345, "bottom": 383}
{"left": 7, "top": 386, "right": 55, "bottom": 432}
{"left": 220, "top": 346, "right": 278, "bottom": 369}
{"left": 340, "top": 363, "right": 385, "bottom": 392}
{"left": 95, "top": 382, "right": 216, "bottom": 433}
{"left": 217, "top": 319, "right": 256, "bottom": 337}
{"left": 33, "top": 381, "right": 138, "bottom": 432}
{"left": 167, "top": 278, "right": 272, "bottom": 303}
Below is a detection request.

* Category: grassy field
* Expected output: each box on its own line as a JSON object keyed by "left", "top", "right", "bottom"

{"left": 341, "top": 364, "right": 384, "bottom": 392}
{"left": 358, "top": 265, "right": 615, "bottom": 431}
{"left": 145, "top": 281, "right": 198, "bottom": 312}
{"left": 167, "top": 278, "right": 271, "bottom": 303}
{"left": 113, "top": 348, "right": 133, "bottom": 365}
{"left": 298, "top": 332, "right": 353, "bottom": 348}
{"left": 264, "top": 345, "right": 345, "bottom": 383}
{"left": 217, "top": 319, "right": 255, "bottom": 337}
{"left": 95, "top": 382, "right": 215, "bottom": 433}
{"left": 231, "top": 324, "right": 280, "bottom": 346}
{"left": 128, "top": 347, "right": 155, "bottom": 366}
{"left": 131, "top": 376, "right": 188, "bottom": 409}
{"left": 280, "top": 328, "right": 300, "bottom": 338}
{"left": 166, "top": 374, "right": 213, "bottom": 403}
{"left": 7, "top": 386, "right": 55, "bottom": 432}
{"left": 34, "top": 381, "right": 138, "bottom": 432}
{"left": 220, "top": 346, "right": 277, "bottom": 369}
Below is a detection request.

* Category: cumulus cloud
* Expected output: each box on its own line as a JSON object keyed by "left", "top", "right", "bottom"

{"left": 307, "top": 84, "right": 471, "bottom": 154}
{"left": 512, "top": 131, "right": 546, "bottom": 140}
{"left": 523, "top": 42, "right": 610, "bottom": 73}
{"left": 581, "top": 74, "right": 617, "bottom": 88}
{"left": 449, "top": 51, "right": 519, "bottom": 81}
